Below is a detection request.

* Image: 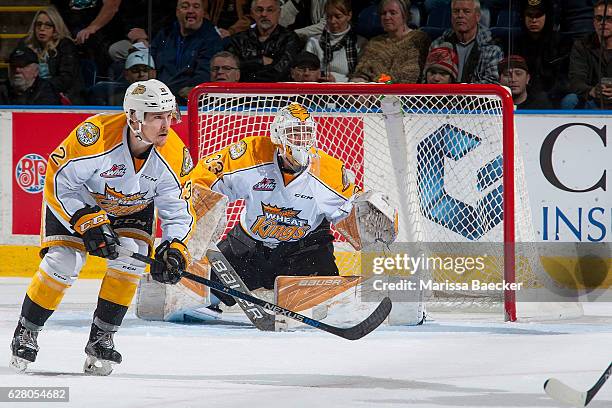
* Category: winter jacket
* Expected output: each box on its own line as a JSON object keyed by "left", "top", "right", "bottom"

{"left": 568, "top": 33, "right": 612, "bottom": 102}
{"left": 151, "top": 20, "right": 223, "bottom": 95}
{"left": 0, "top": 77, "right": 61, "bottom": 105}
{"left": 430, "top": 25, "right": 504, "bottom": 84}
{"left": 226, "top": 25, "right": 302, "bottom": 82}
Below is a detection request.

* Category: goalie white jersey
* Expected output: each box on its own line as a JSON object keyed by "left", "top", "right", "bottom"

{"left": 43, "top": 112, "right": 195, "bottom": 246}
{"left": 191, "top": 136, "right": 360, "bottom": 245}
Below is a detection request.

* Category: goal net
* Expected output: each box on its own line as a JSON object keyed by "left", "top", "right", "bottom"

{"left": 188, "top": 83, "right": 582, "bottom": 322}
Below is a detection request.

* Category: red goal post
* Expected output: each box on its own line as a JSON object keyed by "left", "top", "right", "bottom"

{"left": 187, "top": 82, "right": 520, "bottom": 321}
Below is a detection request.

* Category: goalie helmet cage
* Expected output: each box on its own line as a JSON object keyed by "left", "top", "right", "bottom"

{"left": 188, "top": 82, "right": 581, "bottom": 323}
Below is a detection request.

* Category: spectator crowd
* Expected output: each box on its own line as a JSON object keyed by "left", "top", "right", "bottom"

{"left": 0, "top": 0, "right": 610, "bottom": 110}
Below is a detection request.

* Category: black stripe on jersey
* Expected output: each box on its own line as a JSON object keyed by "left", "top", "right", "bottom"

{"left": 152, "top": 148, "right": 195, "bottom": 242}
{"left": 209, "top": 162, "right": 275, "bottom": 191}
{"left": 308, "top": 173, "right": 351, "bottom": 202}
{"left": 54, "top": 143, "right": 124, "bottom": 218}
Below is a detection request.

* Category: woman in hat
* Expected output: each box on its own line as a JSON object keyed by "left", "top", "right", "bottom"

{"left": 423, "top": 42, "right": 459, "bottom": 84}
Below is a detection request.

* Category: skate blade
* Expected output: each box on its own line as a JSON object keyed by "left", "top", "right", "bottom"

{"left": 9, "top": 356, "right": 29, "bottom": 373}
{"left": 83, "top": 355, "right": 115, "bottom": 376}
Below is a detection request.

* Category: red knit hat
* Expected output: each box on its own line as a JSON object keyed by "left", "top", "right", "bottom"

{"left": 424, "top": 43, "right": 459, "bottom": 81}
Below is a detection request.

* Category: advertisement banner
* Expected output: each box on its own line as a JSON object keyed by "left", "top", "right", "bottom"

{"left": 517, "top": 114, "right": 611, "bottom": 242}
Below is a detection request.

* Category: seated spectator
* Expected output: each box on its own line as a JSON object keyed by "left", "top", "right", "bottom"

{"left": 151, "top": 0, "right": 223, "bottom": 103}
{"left": 205, "top": 0, "right": 251, "bottom": 38}
{"left": 305, "top": 0, "right": 368, "bottom": 82}
{"left": 87, "top": 50, "right": 156, "bottom": 105}
{"left": 0, "top": 45, "right": 60, "bottom": 105}
{"left": 22, "top": 6, "right": 82, "bottom": 103}
{"left": 430, "top": 0, "right": 504, "bottom": 83}
{"left": 108, "top": 0, "right": 176, "bottom": 61}
{"left": 423, "top": 42, "right": 459, "bottom": 83}
{"left": 210, "top": 51, "right": 241, "bottom": 82}
{"left": 281, "top": 0, "right": 326, "bottom": 40}
{"left": 499, "top": 55, "right": 553, "bottom": 109}
{"left": 227, "top": 0, "right": 302, "bottom": 82}
{"left": 290, "top": 51, "right": 322, "bottom": 82}
{"left": 566, "top": 0, "right": 612, "bottom": 109}
{"left": 51, "top": 0, "right": 122, "bottom": 76}
{"left": 350, "top": 0, "right": 431, "bottom": 83}
{"left": 514, "top": 0, "right": 572, "bottom": 103}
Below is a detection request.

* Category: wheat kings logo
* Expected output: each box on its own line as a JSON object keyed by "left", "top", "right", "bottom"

{"left": 91, "top": 184, "right": 152, "bottom": 216}
{"left": 250, "top": 203, "right": 311, "bottom": 241}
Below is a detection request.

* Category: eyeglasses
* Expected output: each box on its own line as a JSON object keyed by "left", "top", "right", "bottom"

{"left": 35, "top": 21, "right": 55, "bottom": 29}
{"left": 211, "top": 65, "right": 239, "bottom": 73}
{"left": 594, "top": 15, "right": 612, "bottom": 23}
{"left": 128, "top": 66, "right": 151, "bottom": 74}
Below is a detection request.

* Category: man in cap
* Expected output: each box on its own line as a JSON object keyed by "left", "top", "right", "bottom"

{"left": 423, "top": 43, "right": 459, "bottom": 84}
{"left": 290, "top": 51, "right": 323, "bottom": 82}
{"left": 87, "top": 50, "right": 156, "bottom": 106}
{"left": 499, "top": 55, "right": 552, "bottom": 109}
{"left": 0, "top": 44, "right": 60, "bottom": 105}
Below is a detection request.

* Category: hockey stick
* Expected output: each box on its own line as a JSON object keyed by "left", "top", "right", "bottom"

{"left": 544, "top": 362, "right": 612, "bottom": 407}
{"left": 205, "top": 246, "right": 275, "bottom": 331}
{"left": 118, "top": 247, "right": 392, "bottom": 340}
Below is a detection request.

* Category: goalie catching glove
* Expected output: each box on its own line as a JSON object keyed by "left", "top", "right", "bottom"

{"left": 151, "top": 239, "right": 191, "bottom": 284}
{"left": 70, "top": 205, "right": 120, "bottom": 259}
{"left": 336, "top": 191, "right": 398, "bottom": 250}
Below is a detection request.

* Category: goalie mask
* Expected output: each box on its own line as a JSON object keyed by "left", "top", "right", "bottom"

{"left": 270, "top": 103, "right": 317, "bottom": 169}
{"left": 123, "top": 79, "right": 181, "bottom": 143}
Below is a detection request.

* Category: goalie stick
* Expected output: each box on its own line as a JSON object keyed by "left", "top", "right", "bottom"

{"left": 118, "top": 246, "right": 392, "bottom": 340}
{"left": 544, "top": 362, "right": 612, "bottom": 407}
{"left": 206, "top": 246, "right": 276, "bottom": 331}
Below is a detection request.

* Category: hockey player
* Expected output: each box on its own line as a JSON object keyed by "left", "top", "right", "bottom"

{"left": 10, "top": 79, "right": 195, "bottom": 375}
{"left": 191, "top": 102, "right": 398, "bottom": 309}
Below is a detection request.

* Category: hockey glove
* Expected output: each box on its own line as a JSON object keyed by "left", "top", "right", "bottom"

{"left": 151, "top": 239, "right": 190, "bottom": 284}
{"left": 70, "top": 205, "right": 119, "bottom": 259}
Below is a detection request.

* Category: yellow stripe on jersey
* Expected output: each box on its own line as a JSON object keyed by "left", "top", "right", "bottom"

{"left": 155, "top": 131, "right": 197, "bottom": 243}
{"left": 309, "top": 151, "right": 357, "bottom": 200}
{"left": 44, "top": 113, "right": 126, "bottom": 223}
{"left": 98, "top": 268, "right": 140, "bottom": 307}
{"left": 26, "top": 269, "right": 70, "bottom": 310}
{"left": 192, "top": 136, "right": 276, "bottom": 189}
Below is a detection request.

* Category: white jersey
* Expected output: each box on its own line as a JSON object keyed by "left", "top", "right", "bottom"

{"left": 44, "top": 113, "right": 195, "bottom": 244}
{"left": 192, "top": 136, "right": 359, "bottom": 245}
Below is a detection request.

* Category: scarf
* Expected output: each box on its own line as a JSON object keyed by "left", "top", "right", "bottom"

{"left": 318, "top": 26, "right": 358, "bottom": 75}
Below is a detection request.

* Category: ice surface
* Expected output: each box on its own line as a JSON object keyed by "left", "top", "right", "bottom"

{"left": 1, "top": 278, "right": 610, "bottom": 408}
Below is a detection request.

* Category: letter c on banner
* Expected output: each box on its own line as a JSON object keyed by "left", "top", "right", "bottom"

{"left": 540, "top": 123, "right": 606, "bottom": 193}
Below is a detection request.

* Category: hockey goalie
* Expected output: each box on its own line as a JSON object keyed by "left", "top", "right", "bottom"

{"left": 136, "top": 102, "right": 410, "bottom": 327}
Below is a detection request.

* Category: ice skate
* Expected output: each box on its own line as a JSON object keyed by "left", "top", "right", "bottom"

{"left": 9, "top": 319, "right": 40, "bottom": 373}
{"left": 83, "top": 323, "right": 122, "bottom": 376}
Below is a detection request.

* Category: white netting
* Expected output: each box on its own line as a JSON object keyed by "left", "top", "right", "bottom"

{"left": 190, "top": 83, "right": 581, "bottom": 320}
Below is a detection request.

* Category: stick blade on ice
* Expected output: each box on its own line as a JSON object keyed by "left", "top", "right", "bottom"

{"left": 544, "top": 378, "right": 587, "bottom": 407}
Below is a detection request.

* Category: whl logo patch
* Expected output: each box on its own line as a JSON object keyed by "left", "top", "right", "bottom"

{"left": 100, "top": 164, "right": 126, "bottom": 178}
{"left": 253, "top": 178, "right": 276, "bottom": 191}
